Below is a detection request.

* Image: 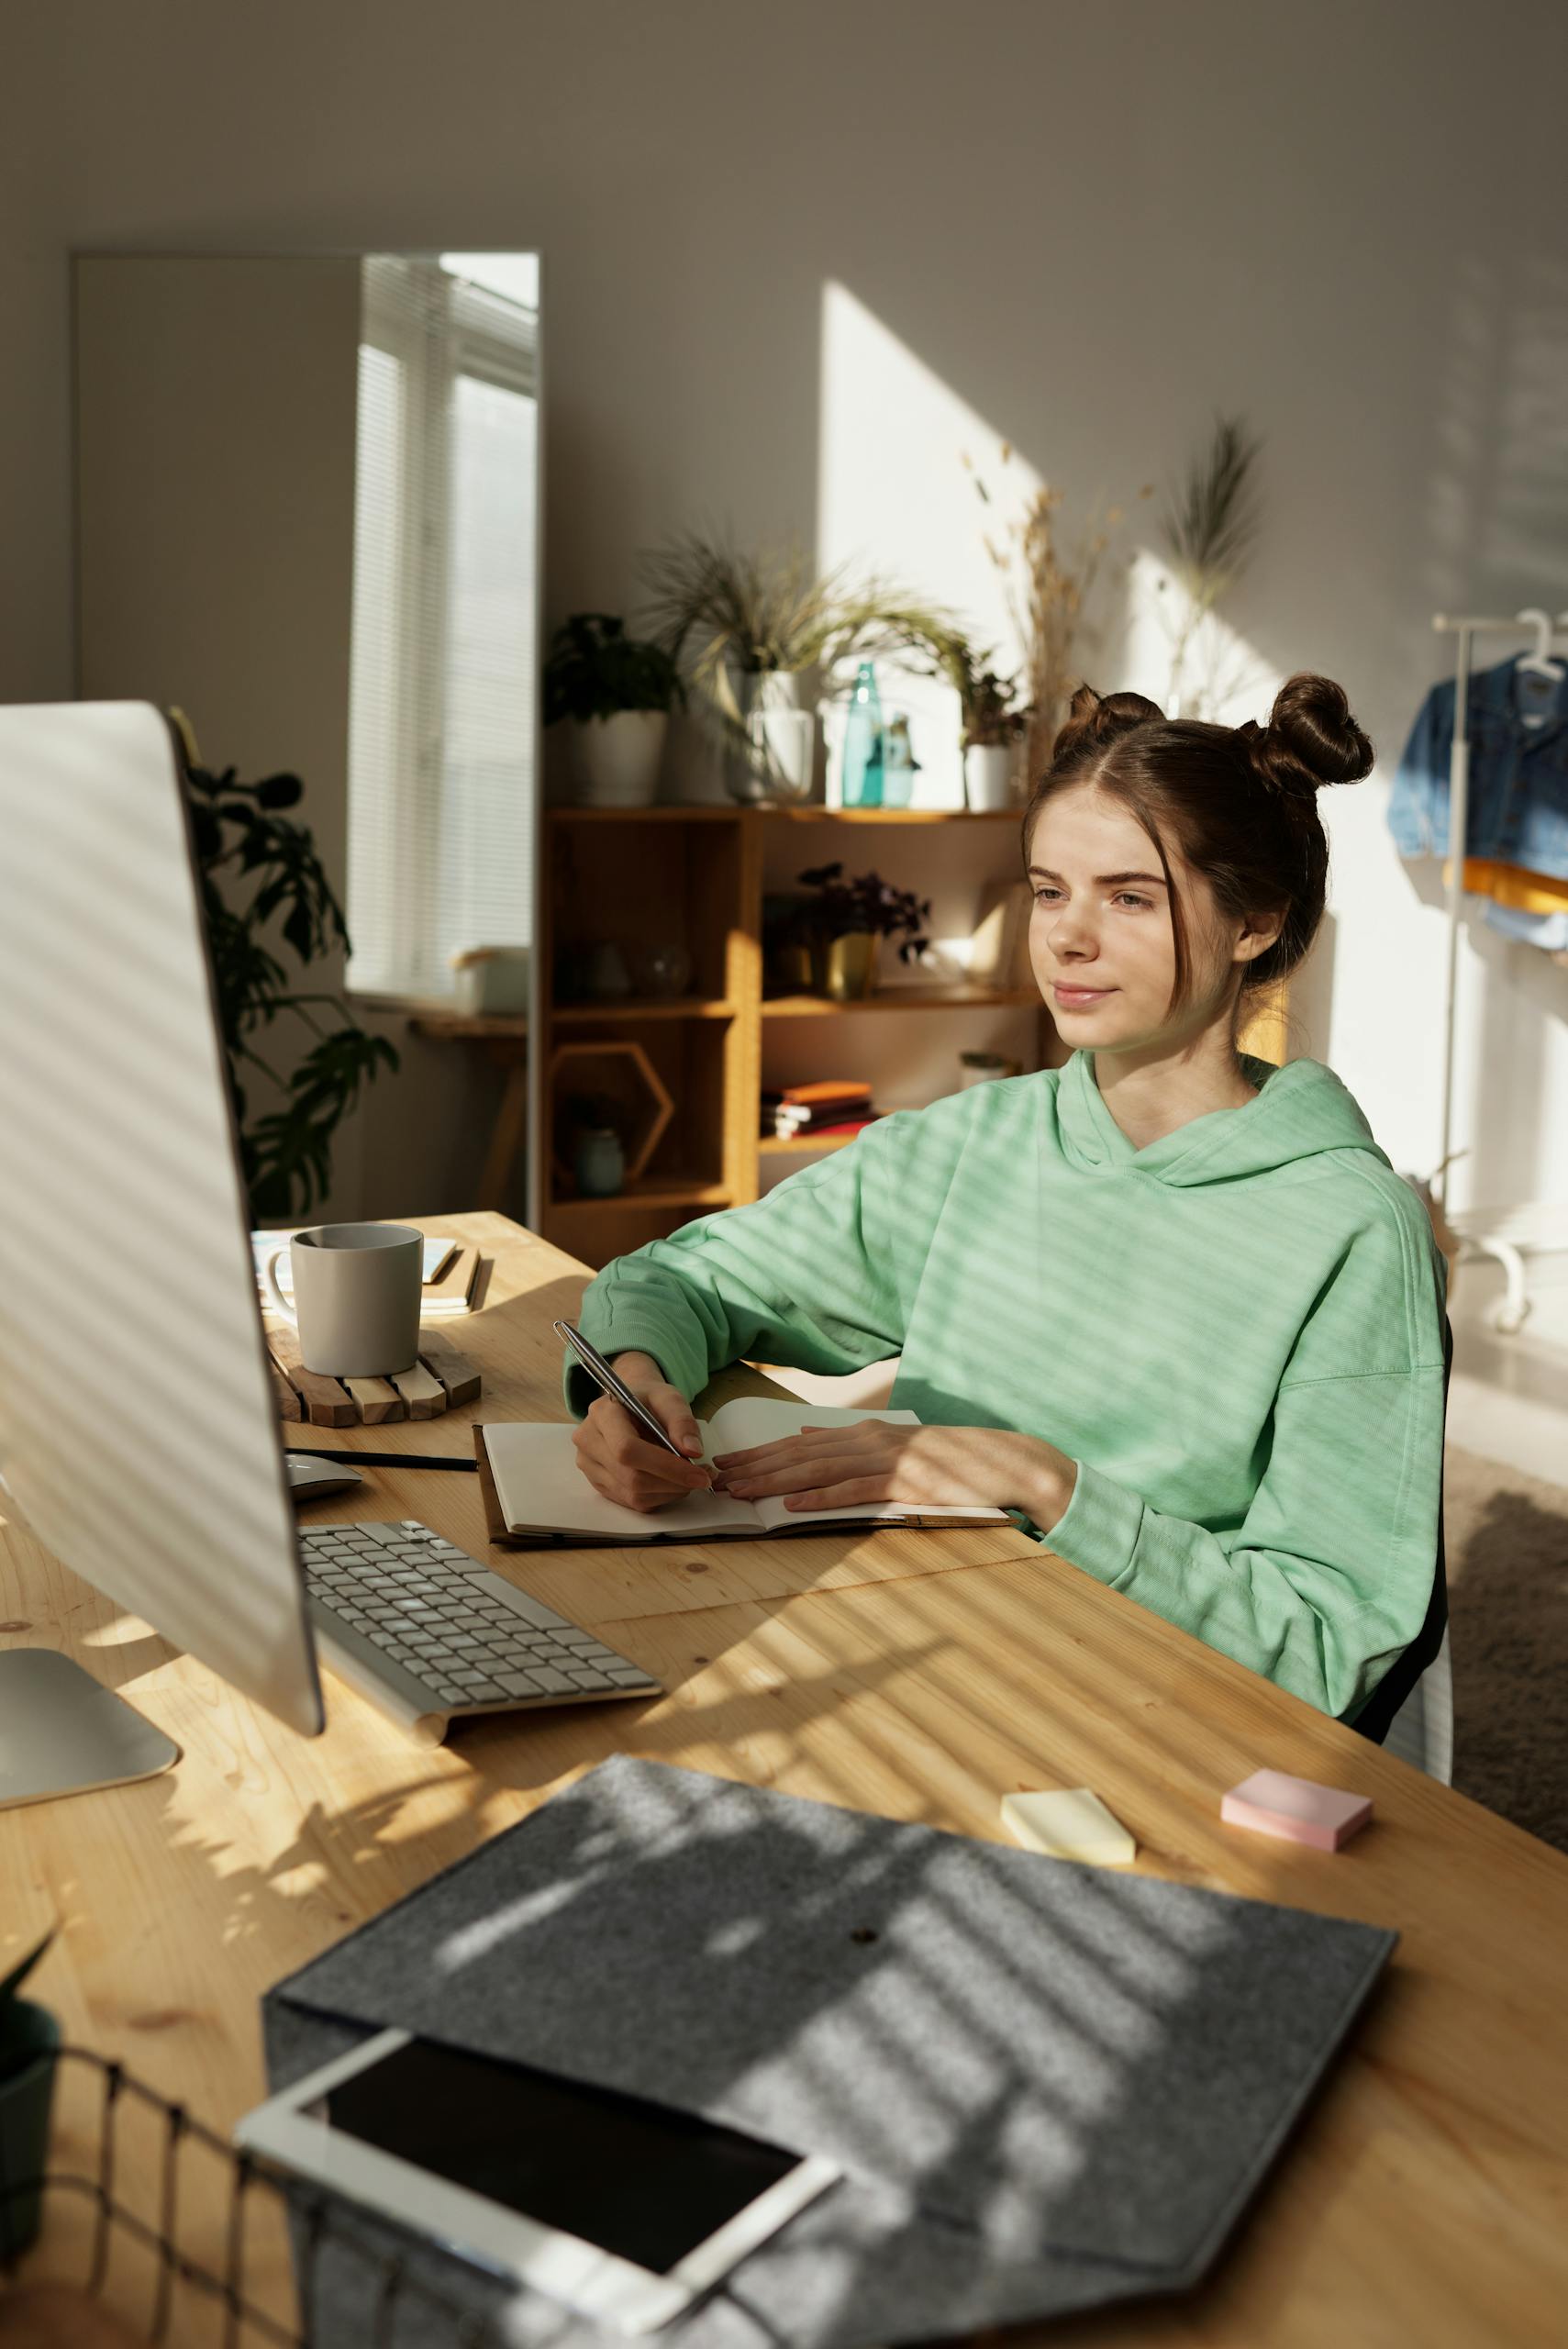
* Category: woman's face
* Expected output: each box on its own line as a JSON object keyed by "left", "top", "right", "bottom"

{"left": 1025, "top": 783, "right": 1238, "bottom": 1047}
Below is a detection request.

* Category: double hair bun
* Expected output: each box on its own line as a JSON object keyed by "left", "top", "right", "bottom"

{"left": 1056, "top": 674, "right": 1372, "bottom": 801}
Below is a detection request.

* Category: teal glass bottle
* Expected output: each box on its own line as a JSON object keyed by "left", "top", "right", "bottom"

{"left": 840, "top": 662, "right": 884, "bottom": 807}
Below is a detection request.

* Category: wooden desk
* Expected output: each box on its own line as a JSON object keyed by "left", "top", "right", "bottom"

{"left": 4, "top": 1212, "right": 1567, "bottom": 2347}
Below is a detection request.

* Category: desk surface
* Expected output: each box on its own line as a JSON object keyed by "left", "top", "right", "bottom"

{"left": 4, "top": 1210, "right": 1567, "bottom": 2347}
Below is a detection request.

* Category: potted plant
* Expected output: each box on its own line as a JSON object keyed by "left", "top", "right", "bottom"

{"left": 641, "top": 532, "right": 958, "bottom": 805}
{"left": 176, "top": 719, "right": 400, "bottom": 1220}
{"left": 543, "top": 614, "right": 685, "bottom": 807}
{"left": 0, "top": 1932, "right": 58, "bottom": 2260}
{"left": 938, "top": 637, "right": 1032, "bottom": 809}
{"left": 795, "top": 863, "right": 933, "bottom": 1000}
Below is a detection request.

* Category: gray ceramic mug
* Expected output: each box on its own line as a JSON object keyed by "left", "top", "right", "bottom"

{"left": 263, "top": 1222, "right": 422, "bottom": 1377}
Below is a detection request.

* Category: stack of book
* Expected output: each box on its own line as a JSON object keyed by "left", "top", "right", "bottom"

{"left": 762, "top": 1080, "right": 878, "bottom": 1142}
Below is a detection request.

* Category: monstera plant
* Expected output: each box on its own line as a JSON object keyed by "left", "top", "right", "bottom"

{"left": 176, "top": 719, "right": 399, "bottom": 1219}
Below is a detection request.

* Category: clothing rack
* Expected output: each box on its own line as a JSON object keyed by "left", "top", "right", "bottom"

{"left": 1428, "top": 610, "right": 1568, "bottom": 1332}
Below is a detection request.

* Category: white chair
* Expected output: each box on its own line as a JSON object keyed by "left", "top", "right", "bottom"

{"left": 1380, "top": 1626, "right": 1454, "bottom": 1784}
{"left": 1346, "top": 1313, "right": 1454, "bottom": 1782}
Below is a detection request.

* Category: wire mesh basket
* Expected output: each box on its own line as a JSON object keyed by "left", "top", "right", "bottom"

{"left": 0, "top": 2045, "right": 499, "bottom": 2346}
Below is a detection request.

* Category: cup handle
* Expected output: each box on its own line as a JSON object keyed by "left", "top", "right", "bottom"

{"left": 263, "top": 1249, "right": 298, "bottom": 1324}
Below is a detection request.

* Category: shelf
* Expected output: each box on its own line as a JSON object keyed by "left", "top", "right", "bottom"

{"left": 548, "top": 1174, "right": 733, "bottom": 1212}
{"left": 767, "top": 807, "right": 1024, "bottom": 823}
{"left": 548, "top": 806, "right": 741, "bottom": 823}
{"left": 547, "top": 804, "right": 1022, "bottom": 824}
{"left": 762, "top": 985, "right": 1041, "bottom": 1017}
{"left": 554, "top": 997, "right": 736, "bottom": 1023}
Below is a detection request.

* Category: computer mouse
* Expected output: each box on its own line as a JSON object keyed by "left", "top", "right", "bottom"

{"left": 286, "top": 1453, "right": 366, "bottom": 1500}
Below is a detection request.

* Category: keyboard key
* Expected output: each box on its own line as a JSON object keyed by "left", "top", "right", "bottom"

{"left": 528, "top": 1666, "right": 575, "bottom": 1694}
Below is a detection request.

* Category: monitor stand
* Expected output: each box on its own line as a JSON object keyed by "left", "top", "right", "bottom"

{"left": 0, "top": 1651, "right": 180, "bottom": 1808}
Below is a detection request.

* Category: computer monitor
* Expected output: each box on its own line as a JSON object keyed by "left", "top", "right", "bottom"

{"left": 0, "top": 702, "right": 324, "bottom": 1805}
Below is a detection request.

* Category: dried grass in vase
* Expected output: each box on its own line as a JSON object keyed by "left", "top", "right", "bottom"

{"left": 966, "top": 447, "right": 1153, "bottom": 787}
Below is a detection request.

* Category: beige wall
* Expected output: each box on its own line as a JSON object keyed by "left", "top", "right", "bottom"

{"left": 6, "top": 0, "right": 1568, "bottom": 1214}
{"left": 72, "top": 253, "right": 505, "bottom": 1219}
{"left": 74, "top": 255, "right": 359, "bottom": 841}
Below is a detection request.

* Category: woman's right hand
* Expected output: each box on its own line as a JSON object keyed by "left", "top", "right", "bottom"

{"left": 571, "top": 1350, "right": 713, "bottom": 1513}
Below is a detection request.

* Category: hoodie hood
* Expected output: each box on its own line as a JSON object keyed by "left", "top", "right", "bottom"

{"left": 1056, "top": 1047, "right": 1392, "bottom": 1186}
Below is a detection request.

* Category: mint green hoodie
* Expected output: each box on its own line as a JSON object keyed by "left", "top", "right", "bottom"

{"left": 567, "top": 1047, "right": 1449, "bottom": 1720}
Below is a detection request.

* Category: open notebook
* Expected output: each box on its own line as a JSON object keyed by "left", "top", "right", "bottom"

{"left": 474, "top": 1400, "right": 1012, "bottom": 1546}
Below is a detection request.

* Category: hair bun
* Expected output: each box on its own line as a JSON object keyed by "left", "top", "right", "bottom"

{"left": 1051, "top": 682, "right": 1164, "bottom": 767}
{"left": 1254, "top": 673, "right": 1373, "bottom": 798}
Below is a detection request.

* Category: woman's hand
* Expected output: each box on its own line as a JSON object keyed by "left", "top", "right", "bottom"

{"left": 571, "top": 1351, "right": 715, "bottom": 1515}
{"left": 712, "top": 1419, "right": 1076, "bottom": 1526}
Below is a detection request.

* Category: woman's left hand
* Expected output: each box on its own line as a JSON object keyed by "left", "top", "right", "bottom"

{"left": 711, "top": 1419, "right": 1076, "bottom": 1524}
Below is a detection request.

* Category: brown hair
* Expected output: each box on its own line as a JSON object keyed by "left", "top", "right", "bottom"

{"left": 1021, "top": 673, "right": 1373, "bottom": 1028}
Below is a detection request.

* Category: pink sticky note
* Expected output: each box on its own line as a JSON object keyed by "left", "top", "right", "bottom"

{"left": 1220, "top": 1768, "right": 1373, "bottom": 1852}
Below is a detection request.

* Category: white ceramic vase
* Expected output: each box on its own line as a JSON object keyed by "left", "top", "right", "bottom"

{"left": 963, "top": 742, "right": 1016, "bottom": 812}
{"left": 729, "top": 672, "right": 816, "bottom": 804}
{"left": 574, "top": 711, "right": 668, "bottom": 807}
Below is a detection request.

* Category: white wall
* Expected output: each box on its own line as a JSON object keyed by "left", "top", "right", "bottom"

{"left": 5, "top": 0, "right": 1567, "bottom": 1216}
{"left": 70, "top": 255, "right": 504, "bottom": 1221}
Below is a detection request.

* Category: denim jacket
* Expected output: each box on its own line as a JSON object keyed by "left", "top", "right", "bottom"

{"left": 1387, "top": 657, "right": 1568, "bottom": 881}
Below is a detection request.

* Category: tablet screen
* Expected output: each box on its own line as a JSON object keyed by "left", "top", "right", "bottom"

{"left": 318, "top": 2034, "right": 804, "bottom": 2277}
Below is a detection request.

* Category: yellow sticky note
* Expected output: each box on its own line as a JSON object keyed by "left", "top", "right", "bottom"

{"left": 1001, "top": 1788, "right": 1136, "bottom": 1867}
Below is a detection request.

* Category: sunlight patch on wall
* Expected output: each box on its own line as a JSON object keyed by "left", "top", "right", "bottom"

{"left": 1122, "top": 547, "right": 1280, "bottom": 724}
{"left": 817, "top": 280, "right": 1041, "bottom": 809}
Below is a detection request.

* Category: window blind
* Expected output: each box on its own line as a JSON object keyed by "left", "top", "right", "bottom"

{"left": 346, "top": 256, "right": 539, "bottom": 1000}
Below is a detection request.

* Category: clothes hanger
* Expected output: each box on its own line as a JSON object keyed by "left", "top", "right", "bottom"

{"left": 1513, "top": 607, "right": 1566, "bottom": 683}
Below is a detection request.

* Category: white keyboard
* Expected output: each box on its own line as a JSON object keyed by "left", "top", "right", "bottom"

{"left": 298, "top": 1520, "right": 661, "bottom": 1740}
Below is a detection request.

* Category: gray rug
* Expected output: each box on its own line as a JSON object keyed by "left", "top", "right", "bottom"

{"left": 1444, "top": 1442, "right": 1568, "bottom": 1854}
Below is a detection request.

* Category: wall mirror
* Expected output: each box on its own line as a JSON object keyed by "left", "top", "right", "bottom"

{"left": 72, "top": 250, "right": 543, "bottom": 1222}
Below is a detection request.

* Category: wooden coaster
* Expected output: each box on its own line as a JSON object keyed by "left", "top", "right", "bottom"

{"left": 265, "top": 1322, "right": 483, "bottom": 1426}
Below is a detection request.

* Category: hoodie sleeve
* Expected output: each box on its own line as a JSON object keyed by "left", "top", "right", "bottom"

{"left": 561, "top": 1113, "right": 925, "bottom": 1417}
{"left": 1034, "top": 1215, "right": 1450, "bottom": 1719}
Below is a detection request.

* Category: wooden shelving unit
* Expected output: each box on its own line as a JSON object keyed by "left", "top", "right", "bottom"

{"left": 539, "top": 800, "right": 1046, "bottom": 1263}
{"left": 539, "top": 801, "right": 1288, "bottom": 1264}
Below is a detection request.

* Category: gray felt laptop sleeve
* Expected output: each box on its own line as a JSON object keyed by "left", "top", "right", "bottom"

{"left": 261, "top": 1754, "right": 1396, "bottom": 2346}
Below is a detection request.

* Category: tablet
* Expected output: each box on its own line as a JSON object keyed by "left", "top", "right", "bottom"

{"left": 236, "top": 2028, "right": 840, "bottom": 2332}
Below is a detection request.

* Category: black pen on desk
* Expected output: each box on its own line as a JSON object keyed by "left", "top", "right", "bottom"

{"left": 284, "top": 1448, "right": 478, "bottom": 1473}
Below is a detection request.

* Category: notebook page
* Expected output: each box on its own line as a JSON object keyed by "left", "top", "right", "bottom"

{"left": 482, "top": 1422, "right": 762, "bottom": 1542}
{"left": 702, "top": 1397, "right": 918, "bottom": 1457}
{"left": 704, "top": 1402, "right": 1007, "bottom": 1531}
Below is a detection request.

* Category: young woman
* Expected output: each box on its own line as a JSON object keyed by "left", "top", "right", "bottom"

{"left": 564, "top": 674, "right": 1450, "bottom": 1721}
